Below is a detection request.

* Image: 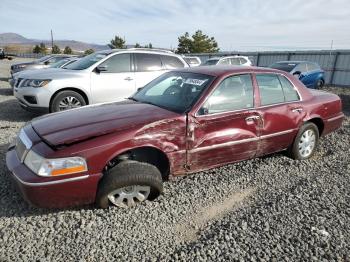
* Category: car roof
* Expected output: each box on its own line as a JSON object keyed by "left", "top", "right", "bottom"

{"left": 97, "top": 48, "right": 177, "bottom": 56}
{"left": 274, "top": 61, "right": 315, "bottom": 64}
{"left": 174, "top": 65, "right": 285, "bottom": 77}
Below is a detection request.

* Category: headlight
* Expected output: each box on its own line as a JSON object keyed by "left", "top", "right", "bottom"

{"left": 24, "top": 150, "right": 88, "bottom": 177}
{"left": 22, "top": 79, "right": 51, "bottom": 88}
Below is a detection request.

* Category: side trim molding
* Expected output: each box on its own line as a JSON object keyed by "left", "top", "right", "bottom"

{"left": 13, "top": 174, "right": 89, "bottom": 187}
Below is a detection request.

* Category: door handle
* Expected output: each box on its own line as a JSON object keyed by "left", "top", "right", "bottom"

{"left": 291, "top": 108, "right": 303, "bottom": 113}
{"left": 245, "top": 115, "right": 260, "bottom": 122}
{"left": 124, "top": 77, "right": 133, "bottom": 81}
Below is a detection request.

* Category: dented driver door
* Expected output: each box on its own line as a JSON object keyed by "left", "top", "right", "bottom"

{"left": 185, "top": 74, "right": 260, "bottom": 172}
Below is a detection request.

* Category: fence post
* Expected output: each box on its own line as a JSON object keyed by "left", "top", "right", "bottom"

{"left": 329, "top": 52, "right": 339, "bottom": 85}
{"left": 256, "top": 52, "right": 260, "bottom": 66}
{"left": 287, "top": 52, "right": 291, "bottom": 61}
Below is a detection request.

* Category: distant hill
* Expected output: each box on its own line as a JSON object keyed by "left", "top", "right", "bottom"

{"left": 0, "top": 32, "right": 109, "bottom": 52}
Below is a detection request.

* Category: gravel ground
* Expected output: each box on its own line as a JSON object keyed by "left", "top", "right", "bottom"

{"left": 0, "top": 59, "right": 349, "bottom": 261}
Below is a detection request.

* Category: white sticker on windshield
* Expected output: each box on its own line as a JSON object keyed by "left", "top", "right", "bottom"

{"left": 184, "top": 78, "right": 208, "bottom": 86}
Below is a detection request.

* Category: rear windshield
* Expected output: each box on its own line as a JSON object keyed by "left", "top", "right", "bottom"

{"left": 270, "top": 63, "right": 296, "bottom": 72}
{"left": 203, "top": 59, "right": 219, "bottom": 66}
{"left": 65, "top": 52, "right": 108, "bottom": 70}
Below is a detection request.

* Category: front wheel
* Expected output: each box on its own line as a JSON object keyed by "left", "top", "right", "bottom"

{"left": 287, "top": 122, "right": 319, "bottom": 160}
{"left": 50, "top": 90, "right": 86, "bottom": 112}
{"left": 96, "top": 161, "right": 163, "bottom": 208}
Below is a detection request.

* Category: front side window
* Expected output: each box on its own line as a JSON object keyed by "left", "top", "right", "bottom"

{"left": 219, "top": 58, "right": 230, "bottom": 65}
{"left": 256, "top": 74, "right": 285, "bottom": 105}
{"left": 294, "top": 63, "right": 307, "bottom": 73}
{"left": 201, "top": 74, "right": 254, "bottom": 114}
{"left": 135, "top": 53, "right": 162, "bottom": 72}
{"left": 161, "top": 55, "right": 185, "bottom": 69}
{"left": 132, "top": 72, "right": 214, "bottom": 113}
{"left": 99, "top": 53, "right": 131, "bottom": 73}
{"left": 230, "top": 58, "right": 241, "bottom": 65}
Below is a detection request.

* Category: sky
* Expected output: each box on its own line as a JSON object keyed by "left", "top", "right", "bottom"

{"left": 1, "top": 0, "right": 350, "bottom": 51}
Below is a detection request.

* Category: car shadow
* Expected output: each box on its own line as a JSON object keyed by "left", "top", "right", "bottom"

{"left": 339, "top": 94, "right": 350, "bottom": 116}
{"left": 0, "top": 77, "right": 9, "bottom": 82}
{"left": 0, "top": 98, "right": 40, "bottom": 122}
{"left": 0, "top": 87, "right": 13, "bottom": 96}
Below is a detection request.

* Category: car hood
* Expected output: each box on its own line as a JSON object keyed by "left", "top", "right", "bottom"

{"left": 13, "top": 68, "right": 65, "bottom": 79}
{"left": 31, "top": 100, "right": 179, "bottom": 146}
{"left": 14, "top": 67, "right": 85, "bottom": 79}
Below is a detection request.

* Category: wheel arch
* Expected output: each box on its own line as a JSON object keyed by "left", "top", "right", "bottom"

{"left": 103, "top": 146, "right": 171, "bottom": 181}
{"left": 50, "top": 87, "right": 90, "bottom": 108}
{"left": 304, "top": 117, "right": 324, "bottom": 136}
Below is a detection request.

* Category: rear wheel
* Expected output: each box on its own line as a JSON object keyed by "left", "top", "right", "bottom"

{"left": 287, "top": 122, "right": 319, "bottom": 160}
{"left": 315, "top": 79, "right": 324, "bottom": 89}
{"left": 50, "top": 90, "right": 86, "bottom": 112}
{"left": 96, "top": 161, "right": 163, "bottom": 208}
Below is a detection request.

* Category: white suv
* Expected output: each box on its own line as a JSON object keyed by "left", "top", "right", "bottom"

{"left": 203, "top": 56, "right": 252, "bottom": 66}
{"left": 13, "top": 49, "right": 188, "bottom": 113}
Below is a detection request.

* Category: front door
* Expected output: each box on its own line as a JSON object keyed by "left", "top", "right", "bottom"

{"left": 254, "top": 73, "right": 305, "bottom": 156}
{"left": 90, "top": 53, "right": 136, "bottom": 104}
{"left": 187, "top": 74, "right": 260, "bottom": 171}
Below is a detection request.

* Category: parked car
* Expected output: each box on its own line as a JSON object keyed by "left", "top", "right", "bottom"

{"left": 203, "top": 56, "right": 252, "bottom": 66}
{"left": 13, "top": 48, "right": 188, "bottom": 113}
{"left": 6, "top": 66, "right": 344, "bottom": 208}
{"left": 10, "top": 57, "right": 79, "bottom": 89}
{"left": 10, "top": 54, "right": 75, "bottom": 75}
{"left": 183, "top": 56, "right": 201, "bottom": 67}
{"left": 269, "top": 61, "right": 325, "bottom": 89}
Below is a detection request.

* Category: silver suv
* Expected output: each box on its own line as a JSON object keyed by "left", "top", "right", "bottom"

{"left": 13, "top": 49, "right": 188, "bottom": 113}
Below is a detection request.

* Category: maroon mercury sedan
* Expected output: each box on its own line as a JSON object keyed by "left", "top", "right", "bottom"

{"left": 6, "top": 66, "right": 344, "bottom": 208}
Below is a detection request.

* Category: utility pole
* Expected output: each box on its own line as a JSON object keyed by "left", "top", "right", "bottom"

{"left": 51, "top": 29, "right": 54, "bottom": 49}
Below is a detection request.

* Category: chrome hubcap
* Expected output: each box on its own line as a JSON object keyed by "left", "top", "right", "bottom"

{"left": 107, "top": 185, "right": 151, "bottom": 208}
{"left": 58, "top": 96, "right": 81, "bottom": 110}
{"left": 298, "top": 129, "right": 316, "bottom": 158}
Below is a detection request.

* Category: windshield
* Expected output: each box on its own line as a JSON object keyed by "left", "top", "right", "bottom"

{"left": 270, "top": 63, "right": 296, "bottom": 72}
{"left": 203, "top": 59, "right": 219, "bottom": 66}
{"left": 49, "top": 59, "right": 69, "bottom": 68}
{"left": 132, "top": 71, "right": 215, "bottom": 114}
{"left": 36, "top": 55, "right": 52, "bottom": 63}
{"left": 65, "top": 52, "right": 108, "bottom": 70}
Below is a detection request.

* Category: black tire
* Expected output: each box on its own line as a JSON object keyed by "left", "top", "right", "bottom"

{"left": 50, "top": 90, "right": 86, "bottom": 112}
{"left": 287, "top": 122, "right": 319, "bottom": 160}
{"left": 96, "top": 160, "right": 163, "bottom": 208}
{"left": 315, "top": 79, "right": 324, "bottom": 89}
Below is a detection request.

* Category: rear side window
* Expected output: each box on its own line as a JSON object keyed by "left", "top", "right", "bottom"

{"left": 294, "top": 63, "right": 307, "bottom": 73}
{"left": 135, "top": 53, "right": 162, "bottom": 72}
{"left": 230, "top": 58, "right": 241, "bottom": 65}
{"left": 161, "top": 55, "right": 185, "bottom": 69}
{"left": 256, "top": 74, "right": 285, "bottom": 105}
{"left": 278, "top": 75, "right": 300, "bottom": 102}
{"left": 239, "top": 58, "right": 247, "bottom": 64}
{"left": 203, "top": 74, "right": 254, "bottom": 114}
{"left": 219, "top": 58, "right": 230, "bottom": 65}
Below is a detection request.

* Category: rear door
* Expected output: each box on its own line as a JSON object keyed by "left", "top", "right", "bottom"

{"left": 187, "top": 74, "right": 259, "bottom": 171}
{"left": 254, "top": 73, "right": 304, "bottom": 155}
{"left": 133, "top": 53, "right": 166, "bottom": 88}
{"left": 90, "top": 53, "right": 136, "bottom": 103}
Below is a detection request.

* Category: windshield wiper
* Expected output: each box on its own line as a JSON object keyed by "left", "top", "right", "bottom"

{"left": 128, "top": 97, "right": 139, "bottom": 102}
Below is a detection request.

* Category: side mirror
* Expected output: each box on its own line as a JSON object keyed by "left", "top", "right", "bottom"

{"left": 198, "top": 106, "right": 209, "bottom": 115}
{"left": 293, "top": 71, "right": 302, "bottom": 78}
{"left": 137, "top": 87, "right": 143, "bottom": 92}
{"left": 96, "top": 65, "right": 108, "bottom": 73}
{"left": 44, "top": 61, "right": 50, "bottom": 65}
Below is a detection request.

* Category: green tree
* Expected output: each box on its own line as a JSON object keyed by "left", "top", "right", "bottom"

{"left": 108, "top": 35, "right": 126, "bottom": 49}
{"left": 33, "top": 45, "right": 41, "bottom": 54}
{"left": 84, "top": 49, "right": 94, "bottom": 55}
{"left": 144, "top": 43, "right": 153, "bottom": 48}
{"left": 39, "top": 42, "right": 47, "bottom": 54}
{"left": 134, "top": 43, "right": 141, "bottom": 48}
{"left": 51, "top": 45, "right": 61, "bottom": 54}
{"left": 63, "top": 46, "right": 73, "bottom": 54}
{"left": 176, "top": 30, "right": 219, "bottom": 53}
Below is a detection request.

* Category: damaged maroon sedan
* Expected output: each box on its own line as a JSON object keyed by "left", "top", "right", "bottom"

{"left": 6, "top": 66, "right": 344, "bottom": 208}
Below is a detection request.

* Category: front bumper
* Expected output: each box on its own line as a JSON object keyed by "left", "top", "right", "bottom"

{"left": 14, "top": 85, "right": 52, "bottom": 113}
{"left": 6, "top": 147, "right": 101, "bottom": 208}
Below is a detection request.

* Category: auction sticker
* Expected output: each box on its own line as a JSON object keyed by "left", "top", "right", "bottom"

{"left": 184, "top": 78, "right": 208, "bottom": 86}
